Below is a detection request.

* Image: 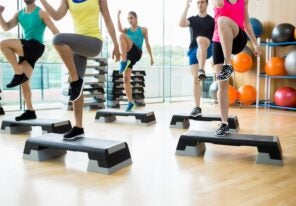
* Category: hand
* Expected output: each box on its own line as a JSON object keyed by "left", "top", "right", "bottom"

{"left": 150, "top": 58, "right": 154, "bottom": 66}
{"left": 112, "top": 45, "right": 120, "bottom": 62}
{"left": 117, "top": 10, "right": 121, "bottom": 16}
{"left": 0, "top": 6, "right": 5, "bottom": 13}
{"left": 253, "top": 45, "right": 262, "bottom": 57}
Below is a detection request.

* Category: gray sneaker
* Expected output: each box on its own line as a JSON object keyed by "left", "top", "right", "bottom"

{"left": 190, "top": 107, "right": 202, "bottom": 116}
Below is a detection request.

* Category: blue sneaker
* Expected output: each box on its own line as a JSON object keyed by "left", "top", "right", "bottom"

{"left": 119, "top": 60, "right": 131, "bottom": 74}
{"left": 125, "top": 102, "right": 135, "bottom": 112}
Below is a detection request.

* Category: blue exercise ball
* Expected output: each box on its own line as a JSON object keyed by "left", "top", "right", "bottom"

{"left": 249, "top": 17, "right": 263, "bottom": 38}
{"left": 272, "top": 23, "right": 295, "bottom": 43}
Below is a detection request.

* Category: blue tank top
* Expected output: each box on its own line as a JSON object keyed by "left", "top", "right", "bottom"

{"left": 126, "top": 27, "right": 144, "bottom": 49}
{"left": 18, "top": 7, "right": 46, "bottom": 44}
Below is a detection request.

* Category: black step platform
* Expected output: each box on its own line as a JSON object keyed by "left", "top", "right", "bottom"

{"left": 95, "top": 109, "right": 156, "bottom": 126}
{"left": 23, "top": 133, "right": 132, "bottom": 174}
{"left": 1, "top": 119, "right": 72, "bottom": 134}
{"left": 176, "top": 130, "right": 283, "bottom": 165}
{"left": 170, "top": 114, "right": 239, "bottom": 131}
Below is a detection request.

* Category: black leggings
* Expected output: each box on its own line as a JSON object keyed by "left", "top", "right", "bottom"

{"left": 212, "top": 28, "right": 248, "bottom": 65}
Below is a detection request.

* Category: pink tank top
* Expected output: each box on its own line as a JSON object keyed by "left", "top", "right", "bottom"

{"left": 212, "top": 0, "right": 245, "bottom": 42}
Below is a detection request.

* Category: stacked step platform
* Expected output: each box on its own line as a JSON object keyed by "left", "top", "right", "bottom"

{"left": 63, "top": 57, "right": 107, "bottom": 110}
{"left": 107, "top": 70, "right": 146, "bottom": 108}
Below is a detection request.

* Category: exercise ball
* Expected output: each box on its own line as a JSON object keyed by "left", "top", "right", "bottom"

{"left": 209, "top": 81, "right": 218, "bottom": 100}
{"left": 274, "top": 87, "right": 296, "bottom": 107}
{"left": 228, "top": 85, "right": 238, "bottom": 105}
{"left": 294, "top": 28, "right": 296, "bottom": 40}
{"left": 238, "top": 85, "right": 256, "bottom": 105}
{"left": 249, "top": 17, "right": 263, "bottom": 38}
{"left": 285, "top": 50, "right": 296, "bottom": 76}
{"left": 232, "top": 52, "right": 253, "bottom": 73}
{"left": 265, "top": 57, "right": 286, "bottom": 76}
{"left": 271, "top": 23, "right": 295, "bottom": 43}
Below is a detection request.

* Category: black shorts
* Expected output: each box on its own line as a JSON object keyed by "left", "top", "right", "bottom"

{"left": 19, "top": 39, "right": 45, "bottom": 68}
{"left": 212, "top": 28, "right": 248, "bottom": 65}
{"left": 127, "top": 43, "right": 142, "bottom": 69}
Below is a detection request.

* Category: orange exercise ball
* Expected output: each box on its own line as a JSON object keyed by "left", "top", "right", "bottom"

{"left": 294, "top": 28, "right": 296, "bottom": 40}
{"left": 238, "top": 85, "right": 257, "bottom": 105}
{"left": 264, "top": 57, "right": 286, "bottom": 76}
{"left": 228, "top": 85, "right": 238, "bottom": 105}
{"left": 232, "top": 52, "right": 253, "bottom": 73}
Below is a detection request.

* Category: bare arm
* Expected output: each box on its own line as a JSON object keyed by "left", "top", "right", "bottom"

{"left": 179, "top": 0, "right": 190, "bottom": 27}
{"left": 100, "top": 0, "right": 120, "bottom": 61}
{"left": 39, "top": 0, "right": 68, "bottom": 21}
{"left": 39, "top": 10, "right": 60, "bottom": 35}
{"left": 243, "top": 0, "right": 261, "bottom": 56}
{"left": 0, "top": 6, "right": 18, "bottom": 31}
{"left": 117, "top": 10, "right": 125, "bottom": 33}
{"left": 142, "top": 27, "right": 154, "bottom": 65}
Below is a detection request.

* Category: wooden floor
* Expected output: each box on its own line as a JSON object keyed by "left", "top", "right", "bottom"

{"left": 0, "top": 101, "right": 295, "bottom": 206}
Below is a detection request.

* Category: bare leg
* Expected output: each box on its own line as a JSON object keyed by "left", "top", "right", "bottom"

{"left": 119, "top": 33, "right": 133, "bottom": 61}
{"left": 72, "top": 95, "right": 84, "bottom": 128}
{"left": 123, "top": 68, "right": 133, "bottom": 102}
{"left": 54, "top": 44, "right": 79, "bottom": 82}
{"left": 196, "top": 36, "right": 210, "bottom": 69}
{"left": 20, "top": 61, "right": 34, "bottom": 110}
{"left": 191, "top": 64, "right": 201, "bottom": 107}
{"left": 217, "top": 16, "right": 239, "bottom": 64}
{"left": 0, "top": 39, "right": 24, "bottom": 74}
{"left": 214, "top": 64, "right": 229, "bottom": 123}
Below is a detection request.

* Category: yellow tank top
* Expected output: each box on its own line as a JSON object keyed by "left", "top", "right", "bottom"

{"left": 68, "top": 0, "right": 102, "bottom": 40}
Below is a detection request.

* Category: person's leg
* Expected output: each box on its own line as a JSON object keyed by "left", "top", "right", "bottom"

{"left": 63, "top": 54, "right": 87, "bottom": 140}
{"left": 190, "top": 64, "right": 202, "bottom": 116}
{"left": 20, "top": 61, "right": 34, "bottom": 110}
{"left": 0, "top": 39, "right": 24, "bottom": 74}
{"left": 216, "top": 16, "right": 240, "bottom": 81}
{"left": 123, "top": 68, "right": 133, "bottom": 102}
{"left": 213, "top": 42, "right": 230, "bottom": 136}
{"left": 0, "top": 39, "right": 29, "bottom": 88}
{"left": 119, "top": 33, "right": 133, "bottom": 61}
{"left": 61, "top": 36, "right": 102, "bottom": 140}
{"left": 15, "top": 61, "right": 37, "bottom": 121}
{"left": 196, "top": 36, "right": 210, "bottom": 80}
{"left": 118, "top": 33, "right": 133, "bottom": 74}
{"left": 53, "top": 34, "right": 102, "bottom": 102}
{"left": 217, "top": 16, "right": 239, "bottom": 64}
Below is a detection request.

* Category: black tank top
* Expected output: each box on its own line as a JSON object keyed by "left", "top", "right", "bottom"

{"left": 187, "top": 15, "right": 215, "bottom": 49}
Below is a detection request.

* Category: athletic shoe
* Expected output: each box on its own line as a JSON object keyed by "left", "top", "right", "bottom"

{"left": 217, "top": 65, "right": 234, "bottom": 81}
{"left": 215, "top": 123, "right": 230, "bottom": 136}
{"left": 198, "top": 69, "right": 207, "bottom": 81}
{"left": 6, "top": 73, "right": 29, "bottom": 88}
{"left": 119, "top": 60, "right": 131, "bottom": 74}
{"left": 15, "top": 110, "right": 37, "bottom": 121}
{"left": 63, "top": 126, "right": 84, "bottom": 141}
{"left": 190, "top": 107, "right": 202, "bottom": 116}
{"left": 125, "top": 102, "right": 135, "bottom": 112}
{"left": 69, "top": 76, "right": 84, "bottom": 102}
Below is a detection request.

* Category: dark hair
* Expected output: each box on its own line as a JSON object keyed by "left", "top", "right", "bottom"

{"left": 128, "top": 11, "right": 137, "bottom": 19}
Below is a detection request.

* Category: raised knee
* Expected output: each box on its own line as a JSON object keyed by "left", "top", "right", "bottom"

{"left": 52, "top": 34, "right": 64, "bottom": 46}
{"left": 217, "top": 16, "right": 230, "bottom": 27}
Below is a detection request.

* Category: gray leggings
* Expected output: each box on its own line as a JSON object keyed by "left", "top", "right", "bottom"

{"left": 53, "top": 33, "right": 103, "bottom": 77}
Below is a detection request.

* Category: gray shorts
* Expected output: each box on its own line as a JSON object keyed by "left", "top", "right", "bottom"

{"left": 53, "top": 33, "right": 103, "bottom": 77}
